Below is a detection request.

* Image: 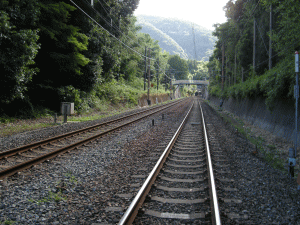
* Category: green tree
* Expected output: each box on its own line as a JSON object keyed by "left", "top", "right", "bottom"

{"left": 28, "top": 1, "right": 90, "bottom": 109}
{"left": 0, "top": 0, "right": 40, "bottom": 104}
{"left": 168, "top": 55, "right": 189, "bottom": 80}
{"left": 193, "top": 61, "right": 209, "bottom": 81}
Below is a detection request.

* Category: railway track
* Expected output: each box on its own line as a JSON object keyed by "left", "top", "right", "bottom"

{"left": 118, "top": 99, "right": 248, "bottom": 224}
{"left": 0, "top": 99, "right": 189, "bottom": 180}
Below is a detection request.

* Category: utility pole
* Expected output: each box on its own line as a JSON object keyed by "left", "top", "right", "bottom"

{"left": 144, "top": 47, "right": 147, "bottom": 91}
{"left": 170, "top": 73, "right": 172, "bottom": 98}
{"left": 253, "top": 18, "right": 256, "bottom": 71}
{"left": 147, "top": 49, "right": 151, "bottom": 105}
{"left": 235, "top": 49, "right": 237, "bottom": 85}
{"left": 242, "top": 67, "right": 244, "bottom": 83}
{"left": 227, "top": 60, "right": 229, "bottom": 87}
{"left": 170, "top": 73, "right": 173, "bottom": 99}
{"left": 192, "top": 23, "right": 197, "bottom": 66}
{"left": 165, "top": 73, "right": 167, "bottom": 91}
{"left": 222, "top": 44, "right": 225, "bottom": 90}
{"left": 290, "top": 51, "right": 299, "bottom": 178}
{"left": 157, "top": 59, "right": 159, "bottom": 91}
{"left": 269, "top": 4, "right": 272, "bottom": 70}
{"left": 295, "top": 51, "right": 299, "bottom": 159}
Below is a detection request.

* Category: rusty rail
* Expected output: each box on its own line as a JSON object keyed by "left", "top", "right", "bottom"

{"left": 118, "top": 102, "right": 194, "bottom": 225}
{"left": 0, "top": 99, "right": 185, "bottom": 160}
{"left": 118, "top": 99, "right": 222, "bottom": 224}
{"left": 0, "top": 99, "right": 189, "bottom": 179}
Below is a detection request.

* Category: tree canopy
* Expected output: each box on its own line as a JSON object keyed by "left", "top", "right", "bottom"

{"left": 208, "top": 0, "right": 300, "bottom": 109}
{"left": 1, "top": 0, "right": 201, "bottom": 116}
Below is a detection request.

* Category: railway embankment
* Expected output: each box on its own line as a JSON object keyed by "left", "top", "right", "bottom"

{"left": 0, "top": 93, "right": 176, "bottom": 138}
{"left": 207, "top": 96, "right": 299, "bottom": 177}
{"left": 209, "top": 96, "right": 296, "bottom": 143}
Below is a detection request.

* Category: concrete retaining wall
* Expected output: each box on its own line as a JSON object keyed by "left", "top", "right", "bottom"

{"left": 209, "top": 96, "right": 298, "bottom": 142}
{"left": 138, "top": 93, "right": 172, "bottom": 107}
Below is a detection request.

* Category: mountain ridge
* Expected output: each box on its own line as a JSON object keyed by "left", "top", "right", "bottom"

{"left": 135, "top": 15, "right": 216, "bottom": 61}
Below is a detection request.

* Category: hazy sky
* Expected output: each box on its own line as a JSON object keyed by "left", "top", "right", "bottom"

{"left": 134, "top": 0, "right": 229, "bottom": 30}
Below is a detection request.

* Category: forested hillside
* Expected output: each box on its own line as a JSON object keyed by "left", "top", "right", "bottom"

{"left": 208, "top": 0, "right": 300, "bottom": 110}
{"left": 136, "top": 15, "right": 216, "bottom": 61}
{"left": 1, "top": 0, "right": 202, "bottom": 118}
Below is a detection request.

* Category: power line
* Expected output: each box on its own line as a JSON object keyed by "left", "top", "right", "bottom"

{"left": 241, "top": 39, "right": 298, "bottom": 75}
{"left": 222, "top": 0, "right": 261, "bottom": 44}
{"left": 70, "top": 0, "right": 184, "bottom": 81}
{"left": 256, "top": 19, "right": 268, "bottom": 54}
{"left": 82, "top": 0, "right": 144, "bottom": 50}
{"left": 192, "top": 23, "right": 197, "bottom": 61}
{"left": 84, "top": 1, "right": 182, "bottom": 76}
{"left": 69, "top": 0, "right": 156, "bottom": 61}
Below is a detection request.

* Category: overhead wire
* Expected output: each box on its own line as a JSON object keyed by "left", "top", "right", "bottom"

{"left": 70, "top": 0, "right": 184, "bottom": 83}
{"left": 88, "top": 0, "right": 182, "bottom": 77}
{"left": 255, "top": 19, "right": 269, "bottom": 55}
{"left": 82, "top": 0, "right": 146, "bottom": 54}
{"left": 69, "top": 0, "right": 157, "bottom": 61}
{"left": 89, "top": 0, "right": 139, "bottom": 46}
{"left": 221, "top": 0, "right": 261, "bottom": 44}
{"left": 237, "top": 35, "right": 300, "bottom": 77}
{"left": 216, "top": 0, "right": 263, "bottom": 74}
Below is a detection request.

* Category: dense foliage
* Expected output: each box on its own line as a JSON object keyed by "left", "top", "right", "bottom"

{"left": 1, "top": 0, "right": 203, "bottom": 117}
{"left": 0, "top": 0, "right": 40, "bottom": 105}
{"left": 208, "top": 0, "right": 300, "bottom": 109}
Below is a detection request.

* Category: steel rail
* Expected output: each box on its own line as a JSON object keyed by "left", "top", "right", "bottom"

{"left": 199, "top": 101, "right": 221, "bottom": 225}
{"left": 118, "top": 101, "right": 194, "bottom": 225}
{"left": 0, "top": 99, "right": 190, "bottom": 180}
{"left": 0, "top": 99, "right": 185, "bottom": 160}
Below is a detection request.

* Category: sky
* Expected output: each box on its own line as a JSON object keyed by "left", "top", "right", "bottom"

{"left": 134, "top": 0, "right": 230, "bottom": 30}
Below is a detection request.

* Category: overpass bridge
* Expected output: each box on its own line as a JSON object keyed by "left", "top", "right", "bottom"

{"left": 172, "top": 80, "right": 209, "bottom": 86}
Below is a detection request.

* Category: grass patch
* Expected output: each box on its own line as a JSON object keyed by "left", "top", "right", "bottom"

{"left": 64, "top": 172, "right": 78, "bottom": 184}
{"left": 2, "top": 220, "right": 17, "bottom": 225}
{"left": 68, "top": 114, "right": 107, "bottom": 122}
{"left": 28, "top": 190, "right": 66, "bottom": 205}
{"left": 0, "top": 122, "right": 55, "bottom": 137}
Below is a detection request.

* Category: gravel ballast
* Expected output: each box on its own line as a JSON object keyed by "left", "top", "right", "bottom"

{"left": 201, "top": 101, "right": 300, "bottom": 224}
{"left": 1, "top": 98, "right": 299, "bottom": 224}
{"left": 0, "top": 100, "right": 190, "bottom": 224}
